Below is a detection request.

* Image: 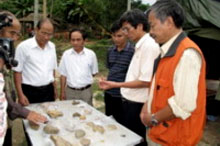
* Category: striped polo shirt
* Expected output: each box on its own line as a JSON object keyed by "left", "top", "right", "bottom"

{"left": 105, "top": 42, "right": 134, "bottom": 97}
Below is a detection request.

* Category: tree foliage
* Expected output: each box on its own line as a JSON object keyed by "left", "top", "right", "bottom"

{"left": 0, "top": 0, "right": 149, "bottom": 36}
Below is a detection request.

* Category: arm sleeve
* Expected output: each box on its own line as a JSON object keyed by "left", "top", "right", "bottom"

{"left": 6, "top": 95, "right": 30, "bottom": 120}
{"left": 168, "top": 49, "right": 202, "bottom": 120}
{"left": 139, "top": 44, "right": 160, "bottom": 82}
{"left": 12, "top": 44, "right": 26, "bottom": 72}
{"left": 58, "top": 52, "right": 67, "bottom": 76}
{"left": 91, "top": 52, "right": 99, "bottom": 75}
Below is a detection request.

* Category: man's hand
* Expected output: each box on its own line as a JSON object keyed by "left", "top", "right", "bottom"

{"left": 59, "top": 91, "right": 66, "bottom": 100}
{"left": 27, "top": 111, "right": 48, "bottom": 124}
{"left": 99, "top": 78, "right": 118, "bottom": 90}
{"left": 18, "top": 94, "right": 30, "bottom": 106}
{"left": 140, "top": 102, "right": 152, "bottom": 127}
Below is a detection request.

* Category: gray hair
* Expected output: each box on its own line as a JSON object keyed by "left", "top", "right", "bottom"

{"left": 149, "top": 0, "right": 184, "bottom": 28}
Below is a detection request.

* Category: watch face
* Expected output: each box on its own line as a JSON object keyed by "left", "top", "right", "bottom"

{"left": 151, "top": 118, "right": 159, "bottom": 126}
{"left": 151, "top": 119, "right": 158, "bottom": 126}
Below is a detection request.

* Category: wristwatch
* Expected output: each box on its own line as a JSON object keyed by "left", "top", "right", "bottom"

{"left": 151, "top": 114, "right": 159, "bottom": 126}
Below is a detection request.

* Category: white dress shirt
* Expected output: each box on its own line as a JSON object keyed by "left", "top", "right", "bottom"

{"left": 121, "top": 33, "right": 160, "bottom": 103}
{"left": 13, "top": 37, "right": 57, "bottom": 86}
{"left": 58, "top": 47, "right": 98, "bottom": 88}
{"left": 147, "top": 32, "right": 202, "bottom": 120}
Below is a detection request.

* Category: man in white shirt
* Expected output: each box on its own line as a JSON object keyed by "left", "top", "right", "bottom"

{"left": 140, "top": 1, "right": 206, "bottom": 145}
{"left": 13, "top": 18, "right": 57, "bottom": 105}
{"left": 99, "top": 9, "right": 160, "bottom": 146}
{"left": 0, "top": 11, "right": 47, "bottom": 146}
{"left": 58, "top": 28, "right": 98, "bottom": 105}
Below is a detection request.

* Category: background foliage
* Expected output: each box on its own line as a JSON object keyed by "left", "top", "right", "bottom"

{"left": 0, "top": 0, "right": 150, "bottom": 36}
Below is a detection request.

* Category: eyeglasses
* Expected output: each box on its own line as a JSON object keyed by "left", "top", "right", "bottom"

{"left": 40, "top": 31, "right": 53, "bottom": 38}
{"left": 6, "top": 30, "right": 21, "bottom": 37}
{"left": 122, "top": 26, "right": 134, "bottom": 33}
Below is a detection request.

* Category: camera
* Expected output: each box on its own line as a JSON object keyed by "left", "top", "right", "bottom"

{"left": 0, "top": 13, "right": 18, "bottom": 69}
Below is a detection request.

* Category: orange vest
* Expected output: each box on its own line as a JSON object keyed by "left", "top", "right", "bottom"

{"left": 149, "top": 33, "right": 206, "bottom": 146}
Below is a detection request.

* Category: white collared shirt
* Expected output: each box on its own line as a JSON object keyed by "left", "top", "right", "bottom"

{"left": 13, "top": 37, "right": 57, "bottom": 86}
{"left": 121, "top": 33, "right": 160, "bottom": 103}
{"left": 147, "top": 32, "right": 202, "bottom": 120}
{"left": 58, "top": 47, "right": 98, "bottom": 88}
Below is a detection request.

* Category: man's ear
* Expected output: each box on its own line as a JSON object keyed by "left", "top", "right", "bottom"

{"left": 166, "top": 16, "right": 175, "bottom": 28}
{"left": 137, "top": 23, "right": 144, "bottom": 30}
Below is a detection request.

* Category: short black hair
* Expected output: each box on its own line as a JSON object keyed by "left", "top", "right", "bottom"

{"left": 110, "top": 20, "right": 121, "bottom": 33}
{"left": 36, "top": 18, "right": 53, "bottom": 29}
{"left": 69, "top": 28, "right": 87, "bottom": 40}
{"left": 149, "top": 0, "right": 184, "bottom": 28}
{"left": 119, "top": 9, "right": 148, "bottom": 31}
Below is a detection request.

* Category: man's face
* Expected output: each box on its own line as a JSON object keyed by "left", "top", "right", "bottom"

{"left": 122, "top": 22, "right": 140, "bottom": 42}
{"left": 70, "top": 31, "right": 85, "bottom": 52}
{"left": 148, "top": 11, "right": 170, "bottom": 44}
{"left": 1, "top": 18, "right": 21, "bottom": 42}
{"left": 35, "top": 22, "right": 54, "bottom": 47}
{"left": 111, "top": 29, "right": 127, "bottom": 47}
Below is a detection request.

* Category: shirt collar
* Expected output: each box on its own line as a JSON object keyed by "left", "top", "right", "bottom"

{"left": 113, "top": 41, "right": 132, "bottom": 52}
{"left": 135, "top": 33, "right": 148, "bottom": 51}
{"left": 30, "top": 36, "right": 52, "bottom": 50}
{"left": 160, "top": 31, "right": 182, "bottom": 57}
{"left": 71, "top": 47, "right": 85, "bottom": 55}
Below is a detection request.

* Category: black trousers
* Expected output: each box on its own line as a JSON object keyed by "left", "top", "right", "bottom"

{"left": 104, "top": 92, "right": 123, "bottom": 124}
{"left": 3, "top": 128, "right": 12, "bottom": 146}
{"left": 22, "top": 83, "right": 55, "bottom": 146}
{"left": 121, "top": 98, "right": 147, "bottom": 146}
{"left": 22, "top": 83, "right": 55, "bottom": 104}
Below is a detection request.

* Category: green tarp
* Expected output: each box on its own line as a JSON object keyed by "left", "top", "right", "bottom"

{"left": 177, "top": 0, "right": 220, "bottom": 41}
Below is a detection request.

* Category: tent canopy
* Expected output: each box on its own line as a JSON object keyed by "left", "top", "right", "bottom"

{"left": 177, "top": 0, "right": 220, "bottom": 41}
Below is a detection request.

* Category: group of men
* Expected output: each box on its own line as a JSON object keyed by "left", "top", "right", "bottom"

{"left": 0, "top": 10, "right": 98, "bottom": 146}
{"left": 100, "top": 0, "right": 206, "bottom": 146}
{"left": 0, "top": 0, "right": 206, "bottom": 146}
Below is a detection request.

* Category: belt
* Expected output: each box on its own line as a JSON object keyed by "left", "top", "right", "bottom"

{"left": 22, "top": 83, "right": 52, "bottom": 90}
{"left": 68, "top": 84, "right": 91, "bottom": 91}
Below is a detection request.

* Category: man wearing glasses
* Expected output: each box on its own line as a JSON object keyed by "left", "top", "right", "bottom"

{"left": 13, "top": 18, "right": 57, "bottom": 105}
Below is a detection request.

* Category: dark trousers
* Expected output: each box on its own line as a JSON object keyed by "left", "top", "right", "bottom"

{"left": 104, "top": 92, "right": 123, "bottom": 124}
{"left": 22, "top": 83, "right": 55, "bottom": 103}
{"left": 121, "top": 98, "right": 147, "bottom": 146}
{"left": 22, "top": 83, "right": 54, "bottom": 146}
{"left": 3, "top": 128, "right": 12, "bottom": 146}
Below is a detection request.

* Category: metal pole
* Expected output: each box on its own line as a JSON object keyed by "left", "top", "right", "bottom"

{"left": 34, "top": 0, "right": 39, "bottom": 27}
{"left": 127, "top": 0, "right": 131, "bottom": 11}
{"left": 43, "top": 0, "right": 47, "bottom": 18}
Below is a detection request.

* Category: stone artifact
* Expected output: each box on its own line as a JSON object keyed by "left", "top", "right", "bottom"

{"left": 107, "top": 124, "right": 117, "bottom": 130}
{"left": 72, "top": 112, "right": 81, "bottom": 117}
{"left": 80, "top": 138, "right": 91, "bottom": 146}
{"left": 84, "top": 109, "right": 92, "bottom": 115}
{"left": 93, "top": 125, "right": 105, "bottom": 134}
{"left": 79, "top": 115, "right": 86, "bottom": 120}
{"left": 75, "top": 129, "right": 86, "bottom": 138}
{"left": 43, "top": 124, "right": 59, "bottom": 134}
{"left": 86, "top": 122, "right": 105, "bottom": 134}
{"left": 86, "top": 122, "right": 95, "bottom": 128}
{"left": 50, "top": 135, "right": 73, "bottom": 146}
{"left": 72, "top": 100, "right": 80, "bottom": 105}
{"left": 29, "top": 121, "right": 40, "bottom": 130}
{"left": 47, "top": 110, "right": 63, "bottom": 118}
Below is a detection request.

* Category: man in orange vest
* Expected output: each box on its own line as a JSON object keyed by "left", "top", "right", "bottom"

{"left": 140, "top": 0, "right": 206, "bottom": 145}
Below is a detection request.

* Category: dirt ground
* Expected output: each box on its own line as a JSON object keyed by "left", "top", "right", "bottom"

{"left": 11, "top": 100, "right": 220, "bottom": 146}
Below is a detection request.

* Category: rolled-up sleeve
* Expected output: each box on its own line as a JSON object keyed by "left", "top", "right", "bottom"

{"left": 58, "top": 52, "right": 67, "bottom": 76}
{"left": 168, "top": 49, "right": 202, "bottom": 120}
{"left": 12, "top": 44, "right": 26, "bottom": 72}
{"left": 91, "top": 52, "right": 98, "bottom": 75}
